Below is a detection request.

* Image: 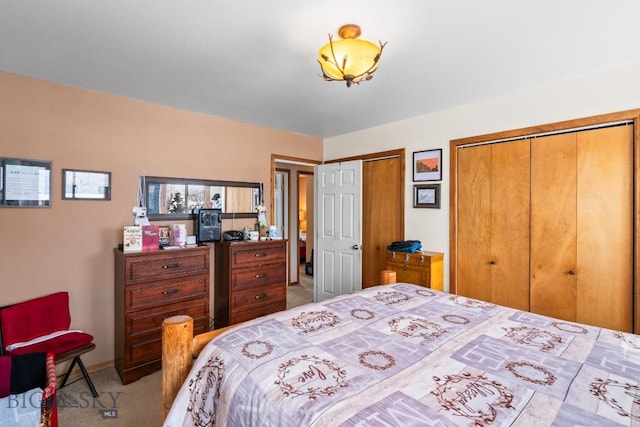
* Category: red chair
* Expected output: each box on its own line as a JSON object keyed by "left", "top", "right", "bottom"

{"left": 0, "top": 292, "right": 97, "bottom": 398}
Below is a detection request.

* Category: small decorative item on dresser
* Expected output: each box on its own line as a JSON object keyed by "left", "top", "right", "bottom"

{"left": 158, "top": 226, "right": 170, "bottom": 247}
{"left": 141, "top": 225, "right": 160, "bottom": 251}
{"left": 169, "top": 224, "right": 187, "bottom": 247}
{"left": 123, "top": 226, "right": 142, "bottom": 253}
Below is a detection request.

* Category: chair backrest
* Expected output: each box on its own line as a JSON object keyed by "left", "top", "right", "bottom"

{"left": 0, "top": 292, "right": 71, "bottom": 352}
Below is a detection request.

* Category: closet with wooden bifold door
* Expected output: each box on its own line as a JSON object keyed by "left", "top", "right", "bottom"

{"left": 456, "top": 139, "right": 530, "bottom": 312}
{"left": 529, "top": 126, "right": 633, "bottom": 332}
{"left": 452, "top": 114, "right": 635, "bottom": 333}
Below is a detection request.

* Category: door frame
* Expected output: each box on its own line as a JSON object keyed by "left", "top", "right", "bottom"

{"left": 297, "top": 170, "right": 314, "bottom": 265}
{"left": 449, "top": 108, "right": 640, "bottom": 333}
{"left": 271, "top": 154, "right": 322, "bottom": 285}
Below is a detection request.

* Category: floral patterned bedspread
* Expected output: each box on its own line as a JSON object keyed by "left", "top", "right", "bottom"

{"left": 164, "top": 283, "right": 640, "bottom": 427}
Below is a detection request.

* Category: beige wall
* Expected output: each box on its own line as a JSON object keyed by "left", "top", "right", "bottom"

{"left": 0, "top": 71, "right": 322, "bottom": 367}
{"left": 324, "top": 61, "right": 640, "bottom": 293}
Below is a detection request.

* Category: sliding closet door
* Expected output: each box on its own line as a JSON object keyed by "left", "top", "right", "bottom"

{"left": 576, "top": 125, "right": 633, "bottom": 331}
{"left": 457, "top": 140, "right": 530, "bottom": 310}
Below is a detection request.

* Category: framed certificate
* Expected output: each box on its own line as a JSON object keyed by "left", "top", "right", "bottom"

{"left": 0, "top": 157, "right": 51, "bottom": 207}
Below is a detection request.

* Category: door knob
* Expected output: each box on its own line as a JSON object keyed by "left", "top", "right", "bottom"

{"left": 352, "top": 244, "right": 360, "bottom": 250}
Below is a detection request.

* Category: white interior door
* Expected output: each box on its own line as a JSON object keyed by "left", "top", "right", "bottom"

{"left": 314, "top": 160, "right": 362, "bottom": 302}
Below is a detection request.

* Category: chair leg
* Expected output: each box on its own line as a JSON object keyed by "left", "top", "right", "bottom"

{"left": 59, "top": 356, "right": 98, "bottom": 398}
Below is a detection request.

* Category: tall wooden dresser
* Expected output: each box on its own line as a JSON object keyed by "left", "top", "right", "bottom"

{"left": 385, "top": 250, "right": 444, "bottom": 291}
{"left": 214, "top": 240, "right": 286, "bottom": 328}
{"left": 114, "top": 245, "right": 211, "bottom": 384}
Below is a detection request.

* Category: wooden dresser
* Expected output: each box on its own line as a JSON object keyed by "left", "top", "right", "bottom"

{"left": 114, "top": 245, "right": 211, "bottom": 384}
{"left": 214, "top": 240, "right": 286, "bottom": 328}
{"left": 385, "top": 250, "right": 444, "bottom": 291}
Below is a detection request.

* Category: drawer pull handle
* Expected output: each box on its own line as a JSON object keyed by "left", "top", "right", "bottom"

{"left": 163, "top": 289, "right": 180, "bottom": 295}
{"left": 254, "top": 252, "right": 267, "bottom": 257}
{"left": 255, "top": 273, "right": 266, "bottom": 279}
{"left": 255, "top": 294, "right": 267, "bottom": 300}
{"left": 163, "top": 263, "right": 181, "bottom": 269}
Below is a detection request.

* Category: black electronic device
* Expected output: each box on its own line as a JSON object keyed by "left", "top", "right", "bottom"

{"left": 223, "top": 230, "right": 244, "bottom": 241}
{"left": 195, "top": 208, "right": 222, "bottom": 243}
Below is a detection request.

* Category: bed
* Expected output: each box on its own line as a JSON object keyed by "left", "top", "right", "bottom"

{"left": 162, "top": 283, "right": 640, "bottom": 426}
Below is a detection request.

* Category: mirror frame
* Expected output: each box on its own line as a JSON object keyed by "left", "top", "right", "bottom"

{"left": 144, "top": 176, "right": 261, "bottom": 221}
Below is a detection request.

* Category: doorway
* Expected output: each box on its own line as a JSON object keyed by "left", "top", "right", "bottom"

{"left": 271, "top": 155, "right": 321, "bottom": 295}
{"left": 298, "top": 171, "right": 313, "bottom": 267}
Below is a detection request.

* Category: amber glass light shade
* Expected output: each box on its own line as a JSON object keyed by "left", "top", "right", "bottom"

{"left": 318, "top": 24, "right": 386, "bottom": 87}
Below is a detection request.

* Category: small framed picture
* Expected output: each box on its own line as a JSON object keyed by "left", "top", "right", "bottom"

{"left": 158, "top": 226, "right": 171, "bottom": 247}
{"left": 62, "top": 169, "right": 111, "bottom": 200}
{"left": 413, "top": 149, "right": 442, "bottom": 181}
{"left": 414, "top": 184, "right": 440, "bottom": 208}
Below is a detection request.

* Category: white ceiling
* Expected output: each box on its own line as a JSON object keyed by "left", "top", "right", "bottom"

{"left": 2, "top": 1, "right": 640, "bottom": 139}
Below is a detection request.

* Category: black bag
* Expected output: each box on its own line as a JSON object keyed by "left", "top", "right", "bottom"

{"left": 386, "top": 240, "right": 422, "bottom": 253}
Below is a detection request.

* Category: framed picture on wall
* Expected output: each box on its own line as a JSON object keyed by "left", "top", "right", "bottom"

{"left": 413, "top": 184, "right": 440, "bottom": 208}
{"left": 62, "top": 169, "right": 111, "bottom": 200}
{"left": 413, "top": 149, "right": 442, "bottom": 181}
{"left": 0, "top": 157, "right": 52, "bottom": 207}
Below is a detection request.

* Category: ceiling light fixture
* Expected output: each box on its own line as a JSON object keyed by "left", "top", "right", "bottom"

{"left": 318, "top": 24, "right": 387, "bottom": 88}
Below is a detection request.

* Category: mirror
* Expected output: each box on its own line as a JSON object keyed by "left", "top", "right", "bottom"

{"left": 144, "top": 176, "right": 261, "bottom": 220}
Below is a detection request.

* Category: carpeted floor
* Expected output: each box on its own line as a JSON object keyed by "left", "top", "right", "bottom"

{"left": 59, "top": 268, "right": 314, "bottom": 426}
{"left": 57, "top": 366, "right": 162, "bottom": 427}
{"left": 287, "top": 264, "right": 314, "bottom": 309}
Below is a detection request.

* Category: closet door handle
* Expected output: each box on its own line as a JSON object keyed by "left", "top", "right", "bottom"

{"left": 567, "top": 270, "right": 576, "bottom": 275}
{"left": 489, "top": 260, "right": 496, "bottom": 265}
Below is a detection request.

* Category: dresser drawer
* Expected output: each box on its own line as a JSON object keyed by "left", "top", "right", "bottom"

{"left": 231, "top": 283, "right": 285, "bottom": 312}
{"left": 124, "top": 317, "right": 209, "bottom": 368}
{"left": 125, "top": 274, "right": 208, "bottom": 311}
{"left": 125, "top": 249, "right": 209, "bottom": 284}
{"left": 230, "top": 301, "right": 286, "bottom": 325}
{"left": 231, "top": 244, "right": 285, "bottom": 267}
{"left": 126, "top": 298, "right": 209, "bottom": 338}
{"left": 231, "top": 262, "right": 286, "bottom": 291}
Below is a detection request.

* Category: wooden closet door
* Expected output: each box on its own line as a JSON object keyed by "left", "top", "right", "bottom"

{"left": 457, "top": 144, "right": 492, "bottom": 301}
{"left": 362, "top": 156, "right": 403, "bottom": 288}
{"left": 531, "top": 126, "right": 633, "bottom": 332}
{"left": 530, "top": 133, "right": 578, "bottom": 322}
{"left": 576, "top": 125, "right": 633, "bottom": 331}
{"left": 490, "top": 140, "right": 530, "bottom": 310}
{"left": 456, "top": 140, "right": 529, "bottom": 309}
